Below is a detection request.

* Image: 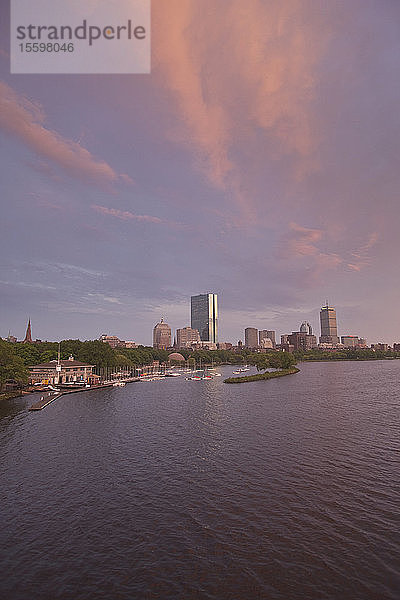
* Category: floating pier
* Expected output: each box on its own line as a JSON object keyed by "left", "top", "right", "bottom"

{"left": 28, "top": 379, "right": 139, "bottom": 411}
{"left": 29, "top": 392, "right": 64, "bottom": 411}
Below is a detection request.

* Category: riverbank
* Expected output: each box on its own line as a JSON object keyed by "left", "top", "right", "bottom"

{"left": 298, "top": 356, "right": 400, "bottom": 363}
{"left": 0, "top": 390, "right": 31, "bottom": 402}
{"left": 224, "top": 367, "right": 300, "bottom": 384}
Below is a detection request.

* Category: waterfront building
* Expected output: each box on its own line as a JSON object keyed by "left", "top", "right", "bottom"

{"left": 371, "top": 343, "right": 389, "bottom": 352}
{"left": 281, "top": 334, "right": 289, "bottom": 345}
{"left": 191, "top": 293, "right": 218, "bottom": 343}
{"left": 259, "top": 337, "right": 273, "bottom": 349}
{"left": 259, "top": 330, "right": 276, "bottom": 348}
{"left": 6, "top": 332, "right": 17, "bottom": 343}
{"left": 288, "top": 331, "right": 317, "bottom": 351}
{"left": 319, "top": 303, "right": 339, "bottom": 345}
{"left": 176, "top": 326, "right": 201, "bottom": 349}
{"left": 23, "top": 319, "right": 32, "bottom": 343}
{"left": 190, "top": 341, "right": 217, "bottom": 350}
{"left": 124, "top": 341, "right": 137, "bottom": 349}
{"left": 100, "top": 334, "right": 125, "bottom": 348}
{"left": 217, "top": 342, "right": 232, "bottom": 350}
{"left": 245, "top": 327, "right": 258, "bottom": 349}
{"left": 300, "top": 321, "right": 313, "bottom": 335}
{"left": 100, "top": 335, "right": 137, "bottom": 349}
{"left": 29, "top": 355, "right": 95, "bottom": 385}
{"left": 153, "top": 318, "right": 172, "bottom": 349}
{"left": 341, "top": 335, "right": 362, "bottom": 348}
{"left": 280, "top": 343, "right": 295, "bottom": 353}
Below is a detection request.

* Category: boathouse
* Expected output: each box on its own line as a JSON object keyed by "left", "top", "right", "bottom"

{"left": 29, "top": 355, "right": 95, "bottom": 385}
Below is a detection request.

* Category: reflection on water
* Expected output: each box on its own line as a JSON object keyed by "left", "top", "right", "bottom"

{"left": 0, "top": 361, "right": 399, "bottom": 600}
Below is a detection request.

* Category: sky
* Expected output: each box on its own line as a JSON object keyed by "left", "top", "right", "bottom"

{"left": 1, "top": 0, "right": 400, "bottom": 345}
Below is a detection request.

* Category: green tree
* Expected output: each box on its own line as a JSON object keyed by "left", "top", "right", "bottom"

{"left": 13, "top": 343, "right": 41, "bottom": 366}
{"left": 0, "top": 340, "right": 29, "bottom": 391}
{"left": 76, "top": 340, "right": 116, "bottom": 367}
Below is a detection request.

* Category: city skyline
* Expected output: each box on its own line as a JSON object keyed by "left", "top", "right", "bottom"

{"left": 1, "top": 2, "right": 400, "bottom": 345}
{"left": 3, "top": 298, "right": 390, "bottom": 348}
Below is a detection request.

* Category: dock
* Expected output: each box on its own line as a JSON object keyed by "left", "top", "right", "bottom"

{"left": 29, "top": 392, "right": 64, "bottom": 411}
{"left": 28, "top": 380, "right": 139, "bottom": 411}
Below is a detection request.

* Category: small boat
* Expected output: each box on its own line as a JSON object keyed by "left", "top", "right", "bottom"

{"left": 57, "top": 381, "right": 88, "bottom": 389}
{"left": 113, "top": 381, "right": 126, "bottom": 387}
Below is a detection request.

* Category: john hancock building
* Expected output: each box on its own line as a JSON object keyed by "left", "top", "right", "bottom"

{"left": 190, "top": 293, "right": 218, "bottom": 343}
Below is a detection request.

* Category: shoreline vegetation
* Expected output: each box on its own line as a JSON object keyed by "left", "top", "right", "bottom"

{"left": 0, "top": 390, "right": 29, "bottom": 401}
{"left": 1, "top": 337, "right": 399, "bottom": 398}
{"left": 224, "top": 367, "right": 300, "bottom": 384}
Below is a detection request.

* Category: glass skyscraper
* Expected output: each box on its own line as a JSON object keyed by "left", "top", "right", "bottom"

{"left": 190, "top": 293, "right": 218, "bottom": 343}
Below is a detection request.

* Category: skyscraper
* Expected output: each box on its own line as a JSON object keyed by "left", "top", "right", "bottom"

{"left": 153, "top": 318, "right": 172, "bottom": 349}
{"left": 191, "top": 293, "right": 218, "bottom": 343}
{"left": 245, "top": 327, "right": 258, "bottom": 348}
{"left": 319, "top": 303, "right": 339, "bottom": 345}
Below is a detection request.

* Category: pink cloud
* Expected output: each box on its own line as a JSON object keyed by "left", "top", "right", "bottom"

{"left": 91, "top": 204, "right": 163, "bottom": 224}
{"left": 280, "top": 222, "right": 324, "bottom": 258}
{"left": 347, "top": 232, "right": 379, "bottom": 271}
{"left": 277, "top": 222, "right": 344, "bottom": 285}
{"left": 154, "top": 1, "right": 329, "bottom": 217}
{"left": 0, "top": 81, "right": 132, "bottom": 186}
{"left": 278, "top": 223, "right": 378, "bottom": 286}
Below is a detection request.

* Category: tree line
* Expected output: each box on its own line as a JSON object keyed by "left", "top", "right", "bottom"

{"left": 1, "top": 337, "right": 398, "bottom": 393}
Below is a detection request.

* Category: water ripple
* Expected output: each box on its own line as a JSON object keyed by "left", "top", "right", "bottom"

{"left": 1, "top": 361, "right": 400, "bottom": 599}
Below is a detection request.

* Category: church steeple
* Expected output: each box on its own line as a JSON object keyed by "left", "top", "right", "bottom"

{"left": 24, "top": 319, "right": 32, "bottom": 343}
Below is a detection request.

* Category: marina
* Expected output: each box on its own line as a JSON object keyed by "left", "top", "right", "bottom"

{"left": 27, "top": 367, "right": 237, "bottom": 410}
{"left": 28, "top": 379, "right": 140, "bottom": 410}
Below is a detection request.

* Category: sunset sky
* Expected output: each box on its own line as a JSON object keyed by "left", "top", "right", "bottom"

{"left": 1, "top": 0, "right": 399, "bottom": 345}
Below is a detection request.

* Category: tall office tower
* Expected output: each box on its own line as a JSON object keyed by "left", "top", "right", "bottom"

{"left": 319, "top": 303, "right": 339, "bottom": 345}
{"left": 191, "top": 293, "right": 218, "bottom": 343}
{"left": 245, "top": 327, "right": 258, "bottom": 348}
{"left": 153, "top": 318, "right": 172, "bottom": 349}
{"left": 176, "top": 326, "right": 201, "bottom": 349}
{"left": 259, "top": 329, "right": 276, "bottom": 348}
{"left": 300, "top": 321, "right": 313, "bottom": 335}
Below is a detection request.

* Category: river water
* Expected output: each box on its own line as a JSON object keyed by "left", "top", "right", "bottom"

{"left": 1, "top": 360, "right": 399, "bottom": 600}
